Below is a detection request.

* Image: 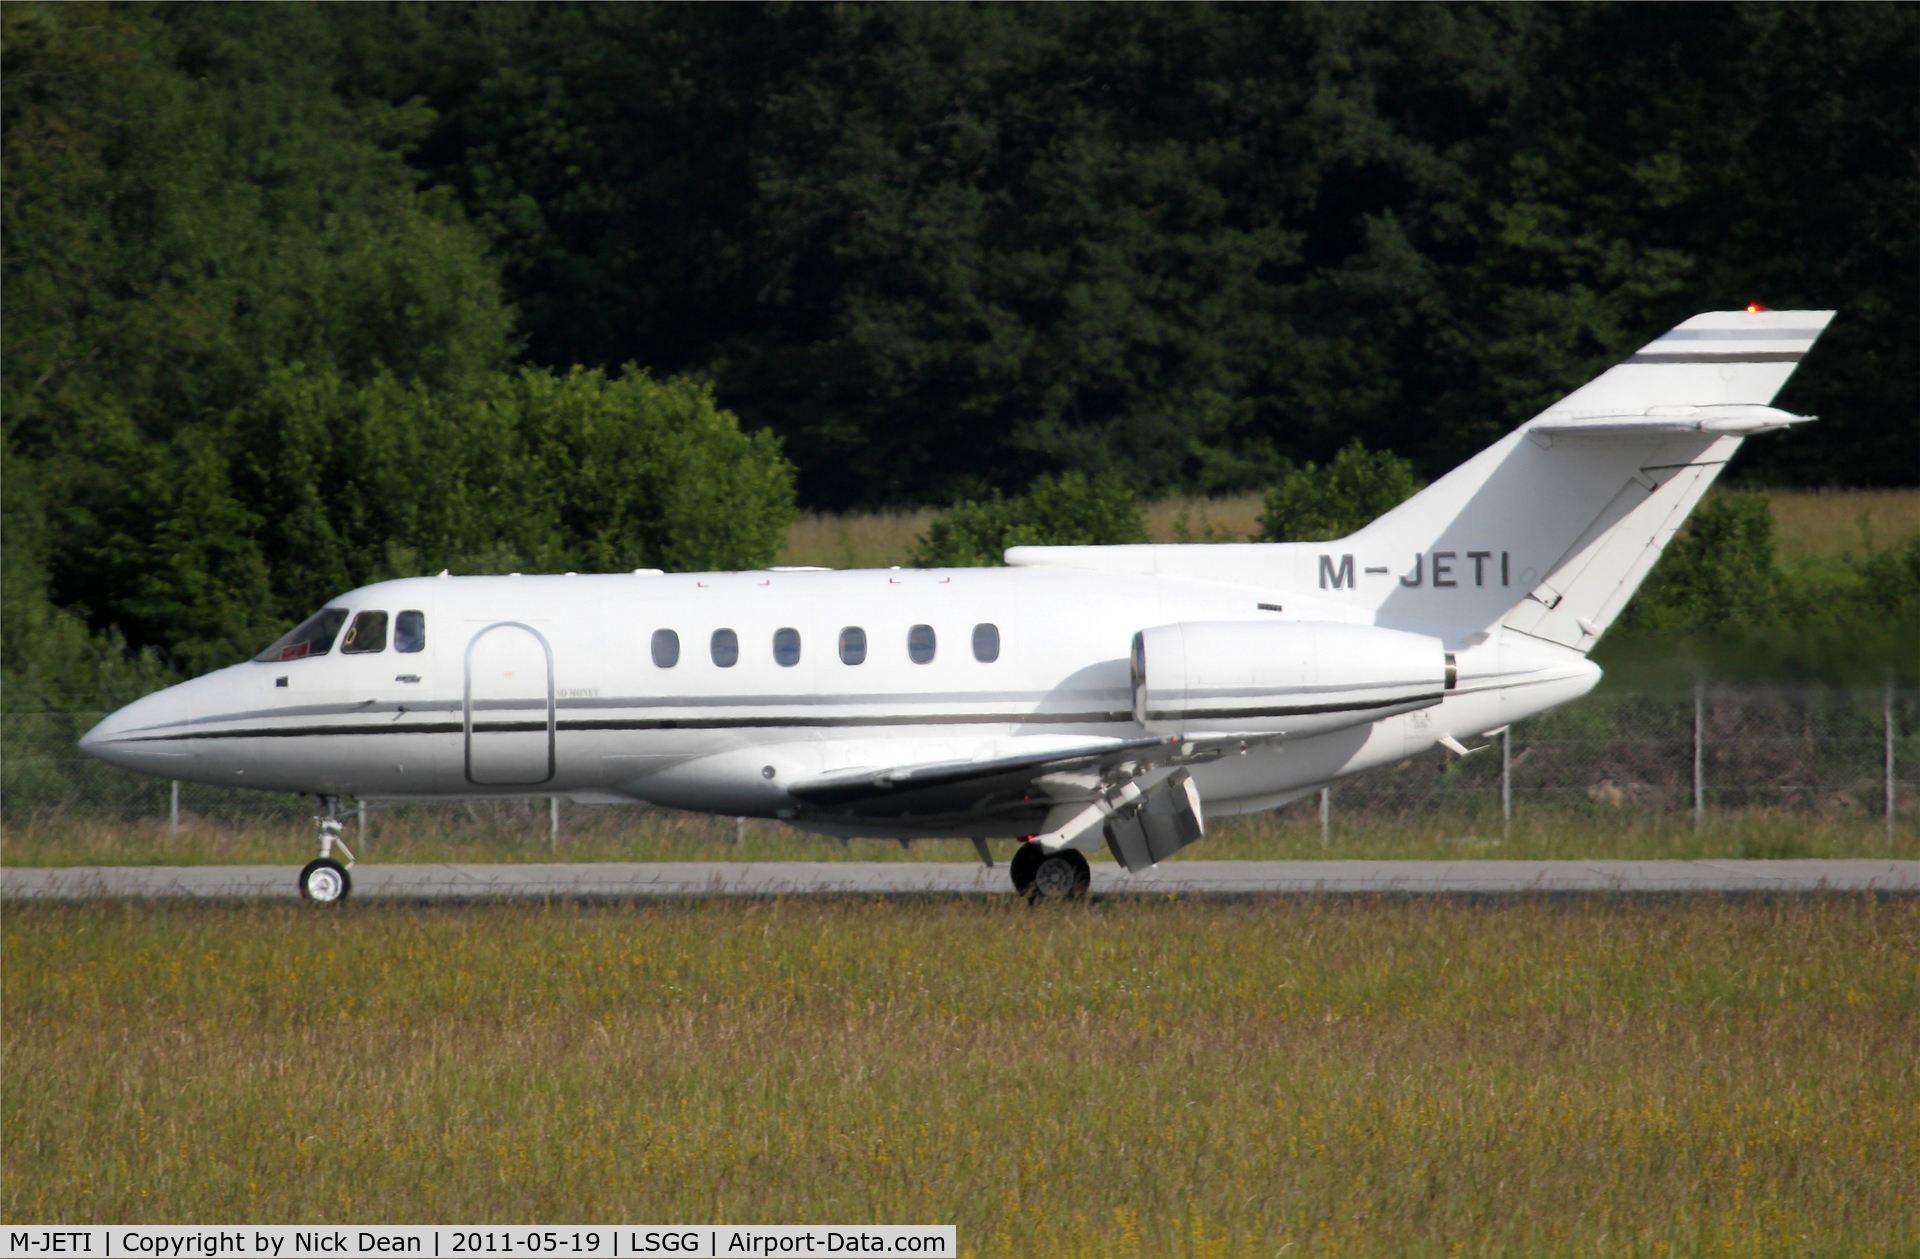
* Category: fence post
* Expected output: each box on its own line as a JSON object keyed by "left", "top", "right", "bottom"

{"left": 1319, "top": 787, "right": 1331, "bottom": 848}
{"left": 1889, "top": 678, "right": 1898, "bottom": 848}
{"left": 356, "top": 797, "right": 366, "bottom": 841}
{"left": 1501, "top": 726, "right": 1512, "bottom": 833}
{"left": 169, "top": 780, "right": 179, "bottom": 837}
{"left": 1693, "top": 685, "right": 1705, "bottom": 832}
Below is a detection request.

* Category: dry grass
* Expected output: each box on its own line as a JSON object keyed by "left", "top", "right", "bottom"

{"left": 774, "top": 489, "right": 1920, "bottom": 570}
{"left": 777, "top": 508, "right": 940, "bottom": 570}
{"left": 3, "top": 804, "right": 1911, "bottom": 868}
{"left": 1768, "top": 489, "right": 1920, "bottom": 562}
{"left": 772, "top": 494, "right": 1268, "bottom": 570}
{"left": 1142, "top": 493, "right": 1265, "bottom": 544}
{"left": 4, "top": 895, "right": 1915, "bottom": 1254}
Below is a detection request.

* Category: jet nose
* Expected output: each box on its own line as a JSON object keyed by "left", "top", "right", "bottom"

{"left": 79, "top": 685, "right": 197, "bottom": 777}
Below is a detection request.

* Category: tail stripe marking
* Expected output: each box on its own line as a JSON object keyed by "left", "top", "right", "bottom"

{"left": 1627, "top": 351, "right": 1805, "bottom": 364}
{"left": 1657, "top": 329, "right": 1826, "bottom": 341}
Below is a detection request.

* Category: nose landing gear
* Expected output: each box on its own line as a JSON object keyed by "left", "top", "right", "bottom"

{"left": 299, "top": 795, "right": 355, "bottom": 902}
{"left": 1009, "top": 841, "right": 1090, "bottom": 901}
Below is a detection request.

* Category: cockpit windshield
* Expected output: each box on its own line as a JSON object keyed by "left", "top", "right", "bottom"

{"left": 254, "top": 608, "right": 349, "bottom": 662}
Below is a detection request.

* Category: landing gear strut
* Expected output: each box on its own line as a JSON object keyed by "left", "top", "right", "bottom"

{"left": 1009, "top": 842, "right": 1090, "bottom": 901}
{"left": 299, "top": 794, "right": 355, "bottom": 902}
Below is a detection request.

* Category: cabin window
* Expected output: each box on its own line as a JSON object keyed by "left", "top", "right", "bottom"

{"left": 773, "top": 627, "right": 801, "bottom": 667}
{"left": 395, "top": 610, "right": 426, "bottom": 653}
{"left": 254, "top": 608, "right": 349, "bottom": 663}
{"left": 972, "top": 622, "right": 1000, "bottom": 663}
{"left": 908, "top": 623, "right": 936, "bottom": 664}
{"left": 341, "top": 611, "right": 388, "bottom": 654}
{"left": 839, "top": 626, "right": 867, "bottom": 666}
{"left": 711, "top": 628, "right": 739, "bottom": 668}
{"left": 651, "top": 629, "right": 680, "bottom": 668}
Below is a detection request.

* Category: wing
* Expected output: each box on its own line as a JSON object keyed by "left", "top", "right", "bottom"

{"left": 786, "top": 732, "right": 1275, "bottom": 830}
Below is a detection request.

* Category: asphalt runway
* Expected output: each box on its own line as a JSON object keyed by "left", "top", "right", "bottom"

{"left": 2, "top": 859, "right": 1915, "bottom": 901}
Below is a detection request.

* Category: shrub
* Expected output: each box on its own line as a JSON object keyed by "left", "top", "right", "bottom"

{"left": 914, "top": 471, "right": 1146, "bottom": 567}
{"left": 1257, "top": 441, "right": 1420, "bottom": 542}
{"left": 86, "top": 364, "right": 797, "bottom": 669}
{"left": 1622, "top": 492, "right": 1783, "bottom": 634}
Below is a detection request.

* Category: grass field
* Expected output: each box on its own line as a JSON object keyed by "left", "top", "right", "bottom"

{"left": 3, "top": 804, "right": 1912, "bottom": 868}
{"left": 772, "top": 488, "right": 1920, "bottom": 569}
{"left": 1768, "top": 488, "right": 1920, "bottom": 563}
{"left": 4, "top": 895, "right": 1915, "bottom": 1254}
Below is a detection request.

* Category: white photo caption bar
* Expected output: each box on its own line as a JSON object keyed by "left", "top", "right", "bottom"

{"left": 8, "top": 1227, "right": 956, "bottom": 1259}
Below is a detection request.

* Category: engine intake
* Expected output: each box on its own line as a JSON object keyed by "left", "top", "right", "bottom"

{"left": 1131, "top": 619, "right": 1446, "bottom": 737}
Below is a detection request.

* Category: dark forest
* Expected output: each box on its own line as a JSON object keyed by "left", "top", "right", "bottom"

{"left": 4, "top": 3, "right": 1915, "bottom": 694}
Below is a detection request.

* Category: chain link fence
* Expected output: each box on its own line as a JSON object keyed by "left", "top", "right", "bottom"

{"left": 1312, "top": 686, "right": 1914, "bottom": 839}
{"left": 3, "top": 688, "right": 1913, "bottom": 835}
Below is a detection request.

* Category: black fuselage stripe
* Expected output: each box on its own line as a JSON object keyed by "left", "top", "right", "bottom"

{"left": 114, "top": 692, "right": 1426, "bottom": 744}
{"left": 1149, "top": 692, "right": 1440, "bottom": 720}
{"left": 141, "top": 690, "right": 1109, "bottom": 732}
{"left": 118, "top": 711, "right": 1141, "bottom": 742}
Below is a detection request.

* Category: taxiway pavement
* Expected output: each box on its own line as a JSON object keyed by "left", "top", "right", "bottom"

{"left": 2, "top": 859, "right": 1915, "bottom": 901}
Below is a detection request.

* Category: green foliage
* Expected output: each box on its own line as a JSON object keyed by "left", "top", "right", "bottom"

{"left": 1604, "top": 493, "right": 1920, "bottom": 685}
{"left": 4, "top": 3, "right": 1917, "bottom": 706}
{"left": 1, "top": 1, "right": 516, "bottom": 679}
{"left": 1623, "top": 489, "right": 1920, "bottom": 643}
{"left": 0, "top": 4, "right": 799, "bottom": 687}
{"left": 0, "top": 451, "right": 178, "bottom": 714}
{"left": 1837, "top": 535, "right": 1920, "bottom": 624}
{"left": 1623, "top": 493, "right": 1783, "bottom": 635}
{"left": 914, "top": 472, "right": 1145, "bottom": 567}
{"left": 387, "top": 4, "right": 1915, "bottom": 503}
{"left": 1257, "top": 442, "right": 1420, "bottom": 542}
{"left": 0, "top": 3, "right": 513, "bottom": 446}
{"left": 82, "top": 366, "right": 796, "bottom": 672}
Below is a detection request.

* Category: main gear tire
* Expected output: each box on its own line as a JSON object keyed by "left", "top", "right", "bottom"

{"left": 1009, "top": 841, "right": 1044, "bottom": 894}
{"left": 1029, "top": 848, "right": 1090, "bottom": 901}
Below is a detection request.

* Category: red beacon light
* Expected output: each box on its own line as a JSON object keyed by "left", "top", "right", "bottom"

{"left": 1746, "top": 303, "right": 1770, "bottom": 313}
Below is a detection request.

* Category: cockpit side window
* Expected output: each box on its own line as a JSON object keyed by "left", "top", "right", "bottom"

{"left": 254, "top": 608, "right": 349, "bottom": 662}
{"left": 341, "top": 611, "right": 389, "bottom": 654}
{"left": 395, "top": 610, "right": 426, "bottom": 653}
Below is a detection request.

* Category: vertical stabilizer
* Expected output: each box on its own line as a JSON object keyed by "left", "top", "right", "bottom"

{"left": 1354, "top": 308, "right": 1835, "bottom": 649}
{"left": 1007, "top": 309, "right": 1834, "bottom": 651}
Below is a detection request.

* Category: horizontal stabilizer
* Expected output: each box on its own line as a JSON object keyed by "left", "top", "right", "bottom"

{"left": 1527, "top": 404, "right": 1812, "bottom": 444}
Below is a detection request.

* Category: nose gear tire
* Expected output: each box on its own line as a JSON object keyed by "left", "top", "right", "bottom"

{"left": 300, "top": 857, "right": 352, "bottom": 902}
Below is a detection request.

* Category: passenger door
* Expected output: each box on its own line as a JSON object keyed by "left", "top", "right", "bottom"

{"left": 464, "top": 623, "right": 555, "bottom": 785}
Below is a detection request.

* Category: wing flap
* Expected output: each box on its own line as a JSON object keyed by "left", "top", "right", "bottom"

{"left": 785, "top": 731, "right": 1291, "bottom": 830}
{"left": 788, "top": 736, "right": 1174, "bottom": 811}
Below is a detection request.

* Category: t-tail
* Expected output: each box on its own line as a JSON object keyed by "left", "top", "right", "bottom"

{"left": 1009, "top": 308, "right": 1835, "bottom": 651}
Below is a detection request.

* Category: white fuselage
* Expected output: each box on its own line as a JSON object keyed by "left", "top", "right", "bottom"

{"left": 81, "top": 308, "right": 1839, "bottom": 860}
{"left": 82, "top": 565, "right": 1599, "bottom": 837}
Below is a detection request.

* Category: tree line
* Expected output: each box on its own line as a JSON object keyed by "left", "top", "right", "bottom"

{"left": 3, "top": 3, "right": 1915, "bottom": 704}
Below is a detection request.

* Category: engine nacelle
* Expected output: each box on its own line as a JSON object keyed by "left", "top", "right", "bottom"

{"left": 1131, "top": 619, "right": 1450, "bottom": 737}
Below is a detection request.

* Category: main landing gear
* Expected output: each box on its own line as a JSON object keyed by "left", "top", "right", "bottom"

{"left": 299, "top": 795, "right": 355, "bottom": 903}
{"left": 1009, "top": 841, "right": 1090, "bottom": 901}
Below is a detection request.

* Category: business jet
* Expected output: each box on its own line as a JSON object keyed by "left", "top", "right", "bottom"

{"left": 82, "top": 309, "right": 1832, "bottom": 901}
